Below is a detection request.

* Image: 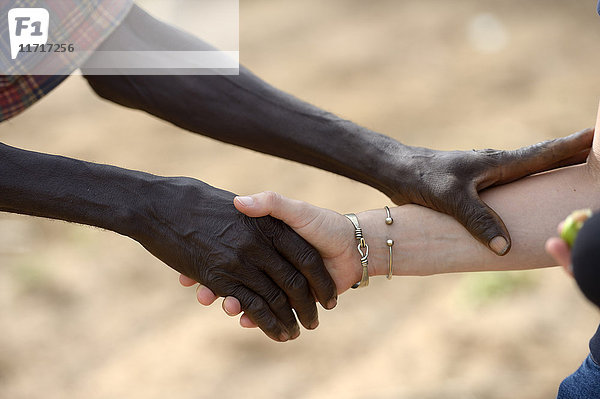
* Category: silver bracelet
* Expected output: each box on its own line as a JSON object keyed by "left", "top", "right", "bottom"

{"left": 344, "top": 213, "right": 369, "bottom": 289}
{"left": 385, "top": 206, "right": 394, "bottom": 280}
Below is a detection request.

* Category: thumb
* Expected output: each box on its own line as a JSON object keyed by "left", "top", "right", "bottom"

{"left": 455, "top": 190, "right": 512, "bottom": 256}
{"left": 234, "top": 191, "right": 317, "bottom": 230}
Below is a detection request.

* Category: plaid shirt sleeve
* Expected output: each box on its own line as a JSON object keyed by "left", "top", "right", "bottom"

{"left": 0, "top": 0, "right": 134, "bottom": 122}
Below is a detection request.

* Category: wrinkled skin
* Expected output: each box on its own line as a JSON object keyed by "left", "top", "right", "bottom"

{"left": 82, "top": 5, "right": 596, "bottom": 340}
{"left": 130, "top": 178, "right": 337, "bottom": 342}
{"left": 0, "top": 141, "right": 337, "bottom": 342}
{"left": 184, "top": 129, "right": 595, "bottom": 330}
{"left": 379, "top": 128, "right": 594, "bottom": 253}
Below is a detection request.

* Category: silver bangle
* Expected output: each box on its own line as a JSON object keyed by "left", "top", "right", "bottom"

{"left": 344, "top": 213, "right": 369, "bottom": 289}
{"left": 385, "top": 206, "right": 394, "bottom": 280}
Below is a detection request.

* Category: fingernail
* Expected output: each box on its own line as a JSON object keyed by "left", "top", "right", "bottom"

{"left": 236, "top": 196, "right": 254, "bottom": 207}
{"left": 490, "top": 236, "right": 510, "bottom": 256}
{"left": 309, "top": 320, "right": 319, "bottom": 330}
{"left": 222, "top": 301, "right": 234, "bottom": 317}
{"left": 326, "top": 298, "right": 337, "bottom": 310}
{"left": 291, "top": 330, "right": 300, "bottom": 339}
{"left": 279, "top": 332, "right": 290, "bottom": 342}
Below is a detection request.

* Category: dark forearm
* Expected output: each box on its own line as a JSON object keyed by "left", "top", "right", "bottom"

{"left": 86, "top": 71, "right": 406, "bottom": 195}
{"left": 0, "top": 142, "right": 155, "bottom": 237}
{"left": 82, "top": 5, "right": 408, "bottom": 196}
{"left": 0, "top": 142, "right": 338, "bottom": 340}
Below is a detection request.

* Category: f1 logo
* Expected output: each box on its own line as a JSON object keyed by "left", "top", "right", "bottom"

{"left": 8, "top": 8, "right": 49, "bottom": 60}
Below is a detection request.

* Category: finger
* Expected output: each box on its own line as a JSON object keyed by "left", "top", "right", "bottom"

{"left": 235, "top": 192, "right": 338, "bottom": 309}
{"left": 236, "top": 266, "right": 300, "bottom": 339}
{"left": 230, "top": 285, "right": 293, "bottom": 342}
{"left": 240, "top": 313, "right": 259, "bottom": 328}
{"left": 179, "top": 274, "right": 197, "bottom": 287}
{"left": 222, "top": 296, "right": 242, "bottom": 316}
{"left": 455, "top": 189, "right": 511, "bottom": 256}
{"left": 545, "top": 237, "right": 572, "bottom": 271}
{"left": 196, "top": 284, "right": 219, "bottom": 306}
{"left": 543, "top": 148, "right": 591, "bottom": 170}
{"left": 258, "top": 245, "right": 320, "bottom": 330}
{"left": 492, "top": 128, "right": 594, "bottom": 185}
{"left": 273, "top": 224, "right": 337, "bottom": 311}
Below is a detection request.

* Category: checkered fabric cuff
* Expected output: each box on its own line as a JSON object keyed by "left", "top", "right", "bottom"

{"left": 0, "top": 0, "right": 134, "bottom": 122}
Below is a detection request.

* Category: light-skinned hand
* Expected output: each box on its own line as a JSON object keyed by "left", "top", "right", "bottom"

{"left": 180, "top": 191, "right": 359, "bottom": 329}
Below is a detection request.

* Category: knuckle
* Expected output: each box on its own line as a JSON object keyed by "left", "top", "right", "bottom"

{"left": 203, "top": 275, "right": 230, "bottom": 296}
{"left": 238, "top": 215, "right": 262, "bottom": 236}
{"left": 234, "top": 288, "right": 265, "bottom": 314}
{"left": 454, "top": 199, "right": 483, "bottom": 223}
{"left": 243, "top": 293, "right": 264, "bottom": 313}
{"left": 295, "top": 246, "right": 321, "bottom": 269}
{"left": 473, "top": 148, "right": 503, "bottom": 158}
{"left": 266, "top": 289, "right": 290, "bottom": 309}
{"left": 263, "top": 191, "right": 281, "bottom": 207}
{"left": 243, "top": 295, "right": 279, "bottom": 330}
{"left": 471, "top": 149, "right": 504, "bottom": 170}
{"left": 201, "top": 262, "right": 240, "bottom": 294}
{"left": 284, "top": 271, "right": 309, "bottom": 294}
{"left": 464, "top": 209, "right": 501, "bottom": 239}
{"left": 465, "top": 210, "right": 491, "bottom": 231}
{"left": 252, "top": 215, "right": 283, "bottom": 240}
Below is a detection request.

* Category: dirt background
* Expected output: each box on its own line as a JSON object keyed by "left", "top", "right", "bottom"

{"left": 1, "top": 0, "right": 600, "bottom": 398}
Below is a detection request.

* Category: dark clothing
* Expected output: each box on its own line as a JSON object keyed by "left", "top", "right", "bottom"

{"left": 558, "top": 354, "right": 600, "bottom": 398}
{"left": 558, "top": 210, "right": 600, "bottom": 398}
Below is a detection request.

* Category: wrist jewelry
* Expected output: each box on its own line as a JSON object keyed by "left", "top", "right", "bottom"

{"left": 385, "top": 206, "right": 394, "bottom": 280}
{"left": 344, "top": 213, "right": 369, "bottom": 289}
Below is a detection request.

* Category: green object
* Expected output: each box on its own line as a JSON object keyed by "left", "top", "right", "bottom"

{"left": 561, "top": 209, "right": 592, "bottom": 248}
{"left": 460, "top": 271, "right": 537, "bottom": 307}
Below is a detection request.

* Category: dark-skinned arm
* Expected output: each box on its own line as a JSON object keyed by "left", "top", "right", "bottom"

{"left": 0, "top": 142, "right": 336, "bottom": 341}
{"left": 82, "top": 5, "right": 593, "bottom": 255}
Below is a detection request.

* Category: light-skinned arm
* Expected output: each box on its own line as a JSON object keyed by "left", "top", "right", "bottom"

{"left": 195, "top": 104, "right": 600, "bottom": 327}
{"left": 233, "top": 161, "right": 598, "bottom": 291}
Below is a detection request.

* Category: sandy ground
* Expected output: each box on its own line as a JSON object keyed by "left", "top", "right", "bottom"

{"left": 1, "top": 1, "right": 600, "bottom": 398}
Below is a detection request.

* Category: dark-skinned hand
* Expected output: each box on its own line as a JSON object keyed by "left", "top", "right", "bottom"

{"left": 133, "top": 178, "right": 336, "bottom": 342}
{"left": 378, "top": 128, "right": 594, "bottom": 254}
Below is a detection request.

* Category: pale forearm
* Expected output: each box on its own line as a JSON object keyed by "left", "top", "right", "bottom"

{"left": 224, "top": 157, "right": 599, "bottom": 295}
{"left": 357, "top": 164, "right": 600, "bottom": 277}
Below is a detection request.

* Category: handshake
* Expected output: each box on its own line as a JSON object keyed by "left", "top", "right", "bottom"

{"left": 133, "top": 128, "right": 594, "bottom": 342}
